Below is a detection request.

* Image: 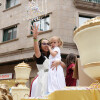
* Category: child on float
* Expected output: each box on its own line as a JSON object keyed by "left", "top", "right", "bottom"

{"left": 48, "top": 36, "right": 66, "bottom": 93}
{"left": 65, "top": 53, "right": 77, "bottom": 86}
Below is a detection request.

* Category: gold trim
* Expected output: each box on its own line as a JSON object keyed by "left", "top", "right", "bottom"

{"left": 74, "top": 17, "right": 100, "bottom": 36}
{"left": 15, "top": 66, "right": 31, "bottom": 68}
{"left": 95, "top": 77, "right": 100, "bottom": 82}
{"left": 15, "top": 62, "right": 31, "bottom": 68}
{"left": 83, "top": 62, "right": 100, "bottom": 68}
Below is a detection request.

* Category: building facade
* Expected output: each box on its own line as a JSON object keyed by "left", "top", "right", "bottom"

{"left": 0, "top": 0, "right": 100, "bottom": 86}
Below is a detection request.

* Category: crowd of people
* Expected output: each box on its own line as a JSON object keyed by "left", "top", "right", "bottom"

{"left": 30, "top": 24, "right": 79, "bottom": 97}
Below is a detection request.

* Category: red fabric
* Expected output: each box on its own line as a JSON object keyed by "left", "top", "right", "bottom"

{"left": 29, "top": 75, "right": 38, "bottom": 97}
{"left": 65, "top": 63, "right": 76, "bottom": 86}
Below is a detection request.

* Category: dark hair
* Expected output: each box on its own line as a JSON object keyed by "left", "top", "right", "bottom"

{"left": 66, "top": 53, "right": 76, "bottom": 67}
{"left": 38, "top": 38, "right": 50, "bottom": 58}
{"left": 33, "top": 38, "right": 50, "bottom": 61}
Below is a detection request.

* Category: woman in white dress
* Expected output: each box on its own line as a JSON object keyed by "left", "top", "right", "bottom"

{"left": 30, "top": 24, "right": 66, "bottom": 97}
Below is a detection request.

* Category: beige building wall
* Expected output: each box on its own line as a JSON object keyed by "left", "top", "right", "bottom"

{"left": 0, "top": 0, "right": 100, "bottom": 86}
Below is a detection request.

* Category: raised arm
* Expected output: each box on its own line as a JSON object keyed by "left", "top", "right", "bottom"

{"left": 31, "top": 24, "right": 41, "bottom": 58}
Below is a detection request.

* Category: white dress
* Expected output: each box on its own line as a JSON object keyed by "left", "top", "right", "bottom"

{"left": 30, "top": 57, "right": 50, "bottom": 97}
{"left": 48, "top": 47, "right": 66, "bottom": 93}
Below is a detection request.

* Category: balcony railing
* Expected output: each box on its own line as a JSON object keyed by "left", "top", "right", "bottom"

{"left": 74, "top": 0, "right": 100, "bottom": 11}
{"left": 82, "top": 0, "right": 100, "bottom": 3}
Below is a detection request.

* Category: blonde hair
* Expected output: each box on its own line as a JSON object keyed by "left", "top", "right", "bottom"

{"left": 50, "top": 36, "right": 63, "bottom": 47}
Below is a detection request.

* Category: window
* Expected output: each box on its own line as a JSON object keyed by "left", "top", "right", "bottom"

{"left": 79, "top": 15, "right": 93, "bottom": 26}
{"left": 3, "top": 26, "right": 17, "bottom": 42}
{"left": 31, "top": 15, "right": 50, "bottom": 34}
{"left": 6, "top": 0, "right": 19, "bottom": 9}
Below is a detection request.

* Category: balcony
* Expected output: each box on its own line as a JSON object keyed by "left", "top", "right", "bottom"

{"left": 74, "top": 0, "right": 100, "bottom": 12}
{"left": 83, "top": 0, "right": 100, "bottom": 3}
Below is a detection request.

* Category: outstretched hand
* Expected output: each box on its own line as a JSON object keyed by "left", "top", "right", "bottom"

{"left": 31, "top": 23, "right": 41, "bottom": 39}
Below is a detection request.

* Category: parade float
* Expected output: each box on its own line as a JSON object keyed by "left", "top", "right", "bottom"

{"left": 12, "top": 0, "right": 100, "bottom": 99}
{"left": 73, "top": 16, "right": 100, "bottom": 88}
{"left": 20, "top": 0, "right": 100, "bottom": 99}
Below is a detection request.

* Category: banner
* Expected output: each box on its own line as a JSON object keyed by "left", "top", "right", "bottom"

{"left": 0, "top": 73, "right": 12, "bottom": 80}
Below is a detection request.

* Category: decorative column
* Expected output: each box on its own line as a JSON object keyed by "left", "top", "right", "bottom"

{"left": 11, "top": 62, "right": 31, "bottom": 100}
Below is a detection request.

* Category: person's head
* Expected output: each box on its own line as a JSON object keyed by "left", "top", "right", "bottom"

{"left": 38, "top": 38, "right": 50, "bottom": 57}
{"left": 50, "top": 36, "right": 63, "bottom": 48}
{"left": 66, "top": 53, "right": 77, "bottom": 67}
